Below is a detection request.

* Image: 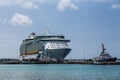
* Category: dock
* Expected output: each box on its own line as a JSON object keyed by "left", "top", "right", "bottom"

{"left": 0, "top": 58, "right": 120, "bottom": 65}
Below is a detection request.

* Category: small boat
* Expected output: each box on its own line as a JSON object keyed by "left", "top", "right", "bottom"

{"left": 93, "top": 43, "right": 117, "bottom": 63}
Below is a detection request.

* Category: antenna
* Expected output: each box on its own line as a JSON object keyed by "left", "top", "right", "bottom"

{"left": 97, "top": 45, "right": 99, "bottom": 56}
{"left": 45, "top": 27, "right": 51, "bottom": 35}
{"left": 83, "top": 48, "right": 85, "bottom": 61}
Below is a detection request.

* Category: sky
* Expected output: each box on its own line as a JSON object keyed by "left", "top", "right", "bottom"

{"left": 0, "top": 0, "right": 120, "bottom": 59}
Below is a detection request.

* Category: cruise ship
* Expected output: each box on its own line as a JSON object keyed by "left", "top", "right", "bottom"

{"left": 20, "top": 32, "right": 71, "bottom": 60}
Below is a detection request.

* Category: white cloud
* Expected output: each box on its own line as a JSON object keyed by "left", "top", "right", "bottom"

{"left": 92, "top": 0, "right": 112, "bottom": 2}
{"left": 111, "top": 4, "right": 120, "bottom": 9}
{"left": 0, "top": 0, "right": 12, "bottom": 6}
{"left": 77, "top": 0, "right": 113, "bottom": 2}
{"left": 0, "top": 0, "right": 39, "bottom": 10}
{"left": 9, "top": 13, "right": 33, "bottom": 26}
{"left": 38, "top": 0, "right": 57, "bottom": 4}
{"left": 56, "top": 0, "right": 78, "bottom": 12}
{"left": 21, "top": 1, "right": 38, "bottom": 9}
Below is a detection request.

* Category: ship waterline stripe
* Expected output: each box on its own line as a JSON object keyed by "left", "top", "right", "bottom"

{"left": 24, "top": 50, "right": 39, "bottom": 55}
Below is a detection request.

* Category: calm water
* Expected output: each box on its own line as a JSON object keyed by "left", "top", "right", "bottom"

{"left": 0, "top": 64, "right": 120, "bottom": 80}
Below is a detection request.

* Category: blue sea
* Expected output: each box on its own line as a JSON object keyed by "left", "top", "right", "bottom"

{"left": 0, "top": 64, "right": 120, "bottom": 80}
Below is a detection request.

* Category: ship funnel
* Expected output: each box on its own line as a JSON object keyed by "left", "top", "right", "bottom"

{"left": 28, "top": 32, "right": 36, "bottom": 39}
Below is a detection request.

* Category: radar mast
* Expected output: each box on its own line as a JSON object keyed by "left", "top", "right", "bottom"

{"left": 101, "top": 43, "right": 106, "bottom": 53}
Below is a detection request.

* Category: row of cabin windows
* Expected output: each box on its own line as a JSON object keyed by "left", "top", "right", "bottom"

{"left": 46, "top": 42, "right": 68, "bottom": 48}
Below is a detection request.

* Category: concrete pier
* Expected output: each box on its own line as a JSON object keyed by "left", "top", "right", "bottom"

{"left": 0, "top": 58, "right": 119, "bottom": 65}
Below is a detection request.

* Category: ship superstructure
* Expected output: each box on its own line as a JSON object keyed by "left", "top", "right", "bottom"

{"left": 20, "top": 32, "right": 71, "bottom": 60}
